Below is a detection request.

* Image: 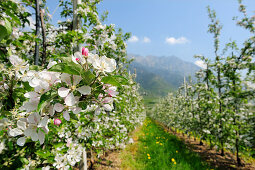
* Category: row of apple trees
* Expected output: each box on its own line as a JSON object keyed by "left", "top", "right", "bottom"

{"left": 151, "top": 1, "right": 255, "bottom": 166}
{"left": 0, "top": 0, "right": 145, "bottom": 169}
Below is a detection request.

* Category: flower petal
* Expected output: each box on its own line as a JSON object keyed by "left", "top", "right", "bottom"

{"left": 103, "top": 104, "right": 113, "bottom": 111}
{"left": 30, "top": 129, "right": 39, "bottom": 141}
{"left": 49, "top": 105, "right": 55, "bottom": 116}
{"left": 38, "top": 129, "right": 45, "bottom": 145}
{"left": 72, "top": 55, "right": 79, "bottom": 64}
{"left": 63, "top": 111, "right": 70, "bottom": 121}
{"left": 58, "top": 87, "right": 70, "bottom": 98}
{"left": 73, "top": 75, "right": 82, "bottom": 86}
{"left": 9, "top": 128, "right": 23, "bottom": 137}
{"left": 38, "top": 116, "right": 49, "bottom": 128}
{"left": 17, "top": 137, "right": 26, "bottom": 146}
{"left": 24, "top": 92, "right": 40, "bottom": 99}
{"left": 17, "top": 120, "right": 26, "bottom": 130}
{"left": 61, "top": 73, "right": 71, "bottom": 86}
{"left": 27, "top": 112, "right": 40, "bottom": 124}
{"left": 74, "top": 52, "right": 86, "bottom": 64}
{"left": 24, "top": 127, "right": 33, "bottom": 137}
{"left": 72, "top": 106, "right": 82, "bottom": 114}
{"left": 77, "top": 86, "right": 91, "bottom": 95}
{"left": 95, "top": 107, "right": 101, "bottom": 115}
{"left": 21, "top": 100, "right": 39, "bottom": 112}
{"left": 65, "top": 92, "right": 76, "bottom": 106}
{"left": 54, "top": 103, "right": 65, "bottom": 112}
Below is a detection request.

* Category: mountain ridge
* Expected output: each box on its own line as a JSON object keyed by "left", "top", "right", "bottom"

{"left": 128, "top": 54, "right": 200, "bottom": 97}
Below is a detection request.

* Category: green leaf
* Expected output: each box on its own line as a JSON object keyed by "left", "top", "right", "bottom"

{"left": 49, "top": 62, "right": 83, "bottom": 75}
{"left": 0, "top": 25, "right": 7, "bottom": 42}
{"left": 4, "top": 18, "right": 12, "bottom": 36}
{"left": 5, "top": 11, "right": 21, "bottom": 25}
{"left": 70, "top": 112, "right": 79, "bottom": 121}
{"left": 101, "top": 76, "right": 120, "bottom": 87}
{"left": 53, "top": 142, "right": 65, "bottom": 149}
{"left": 20, "top": 158, "right": 29, "bottom": 165}
{"left": 35, "top": 150, "right": 54, "bottom": 160}
{"left": 101, "top": 75, "right": 128, "bottom": 87}
{"left": 37, "top": 90, "right": 57, "bottom": 112}
{"left": 0, "top": 18, "right": 12, "bottom": 42}
{"left": 29, "top": 65, "right": 43, "bottom": 71}
{"left": 22, "top": 82, "right": 33, "bottom": 91}
{"left": 112, "top": 75, "right": 129, "bottom": 85}
{"left": 78, "top": 101, "right": 87, "bottom": 110}
{"left": 82, "top": 70, "right": 95, "bottom": 85}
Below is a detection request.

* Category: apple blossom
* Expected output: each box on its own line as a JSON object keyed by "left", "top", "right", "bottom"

{"left": 54, "top": 119, "right": 62, "bottom": 126}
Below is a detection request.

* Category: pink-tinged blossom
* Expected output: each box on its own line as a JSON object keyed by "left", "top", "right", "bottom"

{"left": 72, "top": 50, "right": 86, "bottom": 65}
{"left": 54, "top": 119, "right": 62, "bottom": 126}
{"left": 105, "top": 86, "right": 118, "bottom": 97}
{"left": 66, "top": 138, "right": 72, "bottom": 147}
{"left": 102, "top": 97, "right": 113, "bottom": 103}
{"left": 82, "top": 47, "right": 88, "bottom": 56}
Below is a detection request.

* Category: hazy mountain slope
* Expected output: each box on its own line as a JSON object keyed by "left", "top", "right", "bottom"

{"left": 129, "top": 62, "right": 174, "bottom": 97}
{"left": 128, "top": 54, "right": 199, "bottom": 97}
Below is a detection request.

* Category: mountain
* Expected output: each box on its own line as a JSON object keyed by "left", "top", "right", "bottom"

{"left": 128, "top": 54, "right": 200, "bottom": 97}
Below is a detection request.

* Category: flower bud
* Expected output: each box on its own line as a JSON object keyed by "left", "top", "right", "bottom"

{"left": 82, "top": 47, "right": 89, "bottom": 56}
{"left": 54, "top": 119, "right": 62, "bottom": 126}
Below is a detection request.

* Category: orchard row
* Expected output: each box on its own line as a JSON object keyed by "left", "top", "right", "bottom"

{"left": 151, "top": 1, "right": 255, "bottom": 166}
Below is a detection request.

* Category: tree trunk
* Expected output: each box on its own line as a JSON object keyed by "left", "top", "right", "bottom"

{"left": 236, "top": 130, "right": 241, "bottom": 166}
{"left": 40, "top": 8, "right": 46, "bottom": 65}
{"left": 34, "top": 0, "right": 40, "bottom": 65}
{"left": 72, "top": 0, "right": 81, "bottom": 52}
{"left": 199, "top": 139, "right": 203, "bottom": 145}
{"left": 220, "top": 141, "right": 224, "bottom": 156}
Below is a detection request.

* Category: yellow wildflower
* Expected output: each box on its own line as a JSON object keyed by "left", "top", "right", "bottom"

{"left": 174, "top": 161, "right": 176, "bottom": 165}
{"left": 160, "top": 143, "right": 163, "bottom": 145}
{"left": 176, "top": 150, "right": 178, "bottom": 153}
{"left": 171, "top": 158, "right": 175, "bottom": 162}
{"left": 148, "top": 156, "right": 151, "bottom": 159}
{"left": 147, "top": 153, "right": 150, "bottom": 156}
{"left": 156, "top": 141, "right": 159, "bottom": 144}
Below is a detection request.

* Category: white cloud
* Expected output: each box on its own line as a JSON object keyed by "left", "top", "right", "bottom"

{"left": 143, "top": 37, "right": 151, "bottom": 43}
{"left": 195, "top": 60, "right": 207, "bottom": 69}
{"left": 128, "top": 35, "right": 139, "bottom": 43}
{"left": 165, "top": 36, "right": 189, "bottom": 45}
{"left": 24, "top": 16, "right": 35, "bottom": 30}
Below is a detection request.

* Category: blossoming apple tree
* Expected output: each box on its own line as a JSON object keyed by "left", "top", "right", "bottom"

{"left": 0, "top": 0, "right": 145, "bottom": 169}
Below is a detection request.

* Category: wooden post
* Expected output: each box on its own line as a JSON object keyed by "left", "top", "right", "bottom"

{"left": 34, "top": 0, "right": 40, "bottom": 65}
{"left": 83, "top": 148, "right": 88, "bottom": 170}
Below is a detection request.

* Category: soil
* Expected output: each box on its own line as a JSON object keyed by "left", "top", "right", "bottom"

{"left": 93, "top": 127, "right": 141, "bottom": 170}
{"left": 93, "top": 149, "right": 122, "bottom": 170}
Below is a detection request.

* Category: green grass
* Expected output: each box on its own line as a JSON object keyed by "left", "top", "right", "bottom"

{"left": 122, "top": 118, "right": 213, "bottom": 170}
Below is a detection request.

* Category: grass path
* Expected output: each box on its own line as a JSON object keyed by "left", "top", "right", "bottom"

{"left": 95, "top": 118, "right": 255, "bottom": 169}
{"left": 121, "top": 118, "right": 211, "bottom": 170}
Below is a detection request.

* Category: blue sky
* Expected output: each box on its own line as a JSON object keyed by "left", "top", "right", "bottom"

{"left": 47, "top": 0, "right": 255, "bottom": 63}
